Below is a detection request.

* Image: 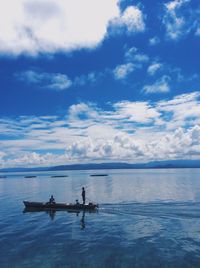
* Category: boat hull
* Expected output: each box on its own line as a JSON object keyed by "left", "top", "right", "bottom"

{"left": 23, "top": 201, "right": 98, "bottom": 211}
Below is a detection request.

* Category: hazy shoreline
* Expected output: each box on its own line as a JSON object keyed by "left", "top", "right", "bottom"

{"left": 1, "top": 159, "right": 200, "bottom": 173}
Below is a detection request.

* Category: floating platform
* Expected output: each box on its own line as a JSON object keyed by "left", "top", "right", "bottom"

{"left": 90, "top": 174, "right": 108, "bottom": 177}
{"left": 51, "top": 175, "right": 68, "bottom": 178}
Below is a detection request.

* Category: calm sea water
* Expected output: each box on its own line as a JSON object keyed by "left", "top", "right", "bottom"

{"left": 1, "top": 168, "right": 200, "bottom": 268}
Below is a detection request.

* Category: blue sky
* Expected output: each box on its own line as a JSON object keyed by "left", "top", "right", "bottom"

{"left": 0, "top": 0, "right": 200, "bottom": 168}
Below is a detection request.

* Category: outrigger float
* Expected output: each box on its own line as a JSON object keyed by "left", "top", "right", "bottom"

{"left": 23, "top": 201, "right": 98, "bottom": 211}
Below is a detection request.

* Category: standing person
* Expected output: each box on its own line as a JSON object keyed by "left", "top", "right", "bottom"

{"left": 49, "top": 195, "right": 55, "bottom": 204}
{"left": 82, "top": 187, "right": 85, "bottom": 205}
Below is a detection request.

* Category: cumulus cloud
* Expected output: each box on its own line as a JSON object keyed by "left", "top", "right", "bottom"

{"left": 113, "top": 63, "right": 134, "bottom": 79}
{"left": 149, "top": 36, "right": 160, "bottom": 46}
{"left": 124, "top": 46, "right": 149, "bottom": 63}
{"left": 65, "top": 137, "right": 142, "bottom": 161}
{"left": 164, "top": 0, "right": 189, "bottom": 35}
{"left": 147, "top": 63, "right": 162, "bottom": 76}
{"left": 162, "top": 0, "right": 199, "bottom": 40}
{"left": 146, "top": 126, "right": 200, "bottom": 159}
{"left": 195, "top": 27, "right": 200, "bottom": 36}
{"left": 17, "top": 69, "right": 104, "bottom": 90}
{"left": 1, "top": 92, "right": 200, "bottom": 167}
{"left": 0, "top": 1, "right": 147, "bottom": 56}
{"left": 17, "top": 70, "right": 72, "bottom": 90}
{"left": 143, "top": 75, "right": 170, "bottom": 94}
{"left": 113, "top": 46, "right": 149, "bottom": 80}
{"left": 158, "top": 92, "right": 200, "bottom": 129}
{"left": 68, "top": 102, "right": 99, "bottom": 121}
{"left": 0, "top": 152, "right": 68, "bottom": 168}
{"left": 0, "top": 0, "right": 120, "bottom": 55}
{"left": 110, "top": 5, "right": 145, "bottom": 34}
{"left": 74, "top": 71, "right": 103, "bottom": 87}
{"left": 113, "top": 101, "right": 160, "bottom": 124}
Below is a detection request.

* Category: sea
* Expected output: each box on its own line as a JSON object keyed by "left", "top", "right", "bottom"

{"left": 1, "top": 168, "right": 200, "bottom": 268}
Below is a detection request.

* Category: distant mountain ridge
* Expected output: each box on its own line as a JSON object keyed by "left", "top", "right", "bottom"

{"left": 1, "top": 159, "right": 200, "bottom": 173}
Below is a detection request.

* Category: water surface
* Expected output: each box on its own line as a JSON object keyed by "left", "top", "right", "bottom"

{"left": 1, "top": 169, "right": 200, "bottom": 267}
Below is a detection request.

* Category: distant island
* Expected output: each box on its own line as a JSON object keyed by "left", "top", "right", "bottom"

{"left": 1, "top": 159, "right": 200, "bottom": 173}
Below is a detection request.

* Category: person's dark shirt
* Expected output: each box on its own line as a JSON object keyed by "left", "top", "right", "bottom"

{"left": 82, "top": 189, "right": 85, "bottom": 198}
{"left": 49, "top": 196, "right": 55, "bottom": 203}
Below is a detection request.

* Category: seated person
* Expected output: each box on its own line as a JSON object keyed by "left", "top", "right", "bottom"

{"left": 76, "top": 199, "right": 79, "bottom": 205}
{"left": 49, "top": 195, "right": 55, "bottom": 204}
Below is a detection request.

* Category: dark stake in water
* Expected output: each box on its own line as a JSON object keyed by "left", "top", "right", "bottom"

{"left": 1, "top": 169, "right": 200, "bottom": 267}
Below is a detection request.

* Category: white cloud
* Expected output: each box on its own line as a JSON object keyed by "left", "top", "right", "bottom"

{"left": 0, "top": 0, "right": 120, "bottom": 55}
{"left": 158, "top": 92, "right": 200, "bottom": 129}
{"left": 1, "top": 92, "right": 200, "bottom": 167}
{"left": 113, "top": 101, "right": 160, "bottom": 124}
{"left": 113, "top": 46, "right": 149, "bottom": 80}
{"left": 68, "top": 102, "right": 99, "bottom": 121}
{"left": 0, "top": 1, "right": 147, "bottom": 56}
{"left": 111, "top": 6, "right": 145, "bottom": 34}
{"left": 113, "top": 63, "right": 134, "bottom": 79}
{"left": 147, "top": 63, "right": 162, "bottom": 76}
{"left": 125, "top": 47, "right": 149, "bottom": 63}
{"left": 165, "top": 0, "right": 190, "bottom": 11}
{"left": 134, "top": 53, "right": 149, "bottom": 63}
{"left": 18, "top": 70, "right": 72, "bottom": 90}
{"left": 17, "top": 69, "right": 104, "bottom": 90}
{"left": 149, "top": 36, "right": 160, "bottom": 46}
{"left": 48, "top": 74, "right": 72, "bottom": 90}
{"left": 162, "top": 0, "right": 196, "bottom": 40}
{"left": 74, "top": 71, "right": 102, "bottom": 87}
{"left": 195, "top": 27, "right": 200, "bottom": 36}
{"left": 119, "top": 6, "right": 145, "bottom": 33}
{"left": 143, "top": 75, "right": 170, "bottom": 94}
{"left": 158, "top": 91, "right": 200, "bottom": 107}
{"left": 3, "top": 152, "right": 68, "bottom": 168}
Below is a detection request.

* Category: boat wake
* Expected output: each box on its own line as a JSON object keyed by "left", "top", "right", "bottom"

{"left": 99, "top": 201, "right": 200, "bottom": 220}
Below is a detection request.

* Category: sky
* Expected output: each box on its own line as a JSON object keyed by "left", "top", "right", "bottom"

{"left": 0, "top": 0, "right": 200, "bottom": 168}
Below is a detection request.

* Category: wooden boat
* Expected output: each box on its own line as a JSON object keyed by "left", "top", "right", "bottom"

{"left": 23, "top": 201, "right": 98, "bottom": 211}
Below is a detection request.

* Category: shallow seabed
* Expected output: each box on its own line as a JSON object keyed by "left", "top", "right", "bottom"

{"left": 1, "top": 169, "right": 200, "bottom": 268}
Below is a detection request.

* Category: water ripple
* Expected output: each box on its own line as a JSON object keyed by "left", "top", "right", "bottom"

{"left": 1, "top": 169, "right": 200, "bottom": 267}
